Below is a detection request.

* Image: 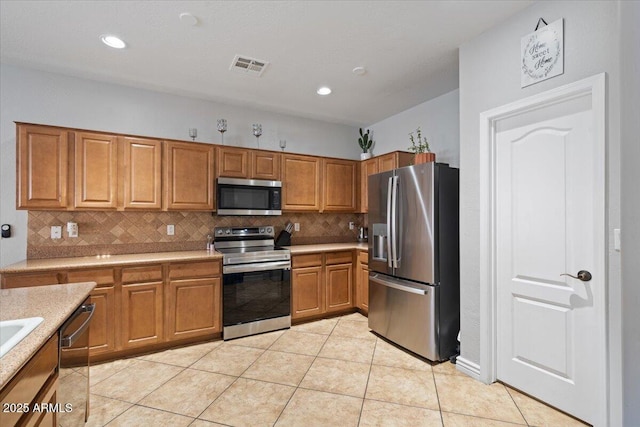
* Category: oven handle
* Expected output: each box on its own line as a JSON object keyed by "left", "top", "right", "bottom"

{"left": 223, "top": 260, "right": 291, "bottom": 274}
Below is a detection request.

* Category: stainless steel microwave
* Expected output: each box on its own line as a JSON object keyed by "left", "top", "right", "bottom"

{"left": 216, "top": 177, "right": 282, "bottom": 215}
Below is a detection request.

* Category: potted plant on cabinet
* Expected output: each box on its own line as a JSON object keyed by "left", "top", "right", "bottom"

{"left": 408, "top": 127, "right": 435, "bottom": 163}
{"left": 358, "top": 128, "right": 374, "bottom": 160}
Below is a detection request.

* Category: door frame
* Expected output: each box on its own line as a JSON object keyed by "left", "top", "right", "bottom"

{"left": 478, "top": 73, "right": 607, "bottom": 423}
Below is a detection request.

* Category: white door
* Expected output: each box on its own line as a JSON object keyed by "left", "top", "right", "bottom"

{"left": 495, "top": 91, "right": 606, "bottom": 424}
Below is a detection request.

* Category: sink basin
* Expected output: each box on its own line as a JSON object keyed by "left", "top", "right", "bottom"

{"left": 0, "top": 317, "right": 44, "bottom": 358}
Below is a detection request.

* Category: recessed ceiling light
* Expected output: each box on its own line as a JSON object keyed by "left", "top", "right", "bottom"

{"left": 317, "top": 87, "right": 332, "bottom": 96}
{"left": 352, "top": 67, "right": 366, "bottom": 76}
{"left": 100, "top": 35, "right": 126, "bottom": 49}
{"left": 179, "top": 12, "right": 198, "bottom": 26}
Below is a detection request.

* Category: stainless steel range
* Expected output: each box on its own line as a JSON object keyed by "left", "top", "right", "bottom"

{"left": 214, "top": 226, "right": 291, "bottom": 340}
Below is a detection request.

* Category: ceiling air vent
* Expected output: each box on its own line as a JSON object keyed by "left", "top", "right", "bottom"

{"left": 230, "top": 55, "right": 269, "bottom": 77}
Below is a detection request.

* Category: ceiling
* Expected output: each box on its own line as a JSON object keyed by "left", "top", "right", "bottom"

{"left": 0, "top": 1, "right": 531, "bottom": 126}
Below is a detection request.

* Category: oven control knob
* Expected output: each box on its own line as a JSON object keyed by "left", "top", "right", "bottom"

{"left": 259, "top": 228, "right": 265, "bottom": 233}
{"left": 216, "top": 230, "right": 223, "bottom": 235}
{"left": 267, "top": 227, "right": 273, "bottom": 233}
{"left": 225, "top": 230, "right": 231, "bottom": 235}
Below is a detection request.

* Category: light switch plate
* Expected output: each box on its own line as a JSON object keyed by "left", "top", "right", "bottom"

{"left": 67, "top": 222, "right": 78, "bottom": 238}
{"left": 167, "top": 225, "right": 175, "bottom": 236}
{"left": 294, "top": 223, "right": 300, "bottom": 232}
{"left": 51, "top": 226, "right": 62, "bottom": 239}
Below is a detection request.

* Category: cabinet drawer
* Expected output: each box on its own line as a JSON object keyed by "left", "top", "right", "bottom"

{"left": 169, "top": 261, "right": 220, "bottom": 279}
{"left": 0, "top": 333, "right": 58, "bottom": 427}
{"left": 358, "top": 251, "right": 368, "bottom": 264}
{"left": 122, "top": 265, "right": 162, "bottom": 283}
{"left": 292, "top": 253, "right": 322, "bottom": 268}
{"left": 325, "top": 251, "right": 353, "bottom": 265}
{"left": 1, "top": 272, "right": 60, "bottom": 289}
{"left": 67, "top": 268, "right": 115, "bottom": 287}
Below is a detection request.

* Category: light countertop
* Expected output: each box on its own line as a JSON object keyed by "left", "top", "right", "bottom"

{"left": 0, "top": 250, "right": 223, "bottom": 274}
{"left": 0, "top": 282, "right": 96, "bottom": 387}
{"left": 0, "top": 245, "right": 368, "bottom": 274}
{"left": 286, "top": 242, "right": 368, "bottom": 254}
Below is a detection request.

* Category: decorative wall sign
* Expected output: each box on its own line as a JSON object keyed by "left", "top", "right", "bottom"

{"left": 521, "top": 18, "right": 564, "bottom": 87}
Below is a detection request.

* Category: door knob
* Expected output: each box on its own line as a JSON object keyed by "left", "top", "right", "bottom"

{"left": 560, "top": 270, "right": 592, "bottom": 282}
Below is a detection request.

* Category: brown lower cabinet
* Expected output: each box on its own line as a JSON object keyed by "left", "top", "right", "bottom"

{"left": 291, "top": 251, "right": 354, "bottom": 320}
{"left": 167, "top": 260, "right": 222, "bottom": 340}
{"left": 355, "top": 250, "right": 369, "bottom": 313}
{"left": 0, "top": 259, "right": 223, "bottom": 361}
{"left": 0, "top": 333, "right": 59, "bottom": 427}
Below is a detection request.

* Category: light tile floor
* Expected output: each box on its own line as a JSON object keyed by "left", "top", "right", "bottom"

{"left": 84, "top": 312, "right": 588, "bottom": 426}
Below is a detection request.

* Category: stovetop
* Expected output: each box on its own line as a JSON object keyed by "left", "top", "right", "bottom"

{"left": 213, "top": 226, "right": 290, "bottom": 265}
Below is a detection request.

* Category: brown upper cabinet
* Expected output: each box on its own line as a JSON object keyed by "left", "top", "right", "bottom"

{"left": 16, "top": 124, "right": 69, "bottom": 209}
{"left": 73, "top": 131, "right": 118, "bottom": 209}
{"left": 323, "top": 158, "right": 357, "bottom": 212}
{"left": 120, "top": 137, "right": 162, "bottom": 210}
{"left": 282, "top": 153, "right": 322, "bottom": 211}
{"left": 251, "top": 150, "right": 281, "bottom": 180}
{"left": 217, "top": 146, "right": 281, "bottom": 180}
{"left": 163, "top": 140, "right": 215, "bottom": 211}
{"left": 359, "top": 151, "right": 413, "bottom": 213}
{"left": 216, "top": 146, "right": 249, "bottom": 178}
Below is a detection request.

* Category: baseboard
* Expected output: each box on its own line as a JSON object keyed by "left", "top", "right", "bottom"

{"left": 455, "top": 356, "right": 481, "bottom": 380}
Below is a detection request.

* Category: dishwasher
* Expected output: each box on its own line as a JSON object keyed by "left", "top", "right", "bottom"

{"left": 58, "top": 298, "right": 94, "bottom": 426}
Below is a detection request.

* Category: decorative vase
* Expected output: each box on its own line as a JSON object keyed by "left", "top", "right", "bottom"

{"left": 414, "top": 152, "right": 436, "bottom": 164}
{"left": 360, "top": 152, "right": 373, "bottom": 160}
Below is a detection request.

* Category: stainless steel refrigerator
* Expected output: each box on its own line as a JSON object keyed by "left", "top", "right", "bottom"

{"left": 368, "top": 162, "right": 459, "bottom": 361}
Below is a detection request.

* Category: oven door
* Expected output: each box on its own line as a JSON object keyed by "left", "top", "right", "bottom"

{"left": 222, "top": 260, "right": 291, "bottom": 339}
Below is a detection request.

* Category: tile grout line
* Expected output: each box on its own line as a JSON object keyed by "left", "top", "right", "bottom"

{"left": 430, "top": 366, "right": 445, "bottom": 426}
{"left": 356, "top": 336, "right": 377, "bottom": 426}
{"left": 272, "top": 316, "right": 341, "bottom": 426}
{"left": 503, "top": 384, "right": 532, "bottom": 426}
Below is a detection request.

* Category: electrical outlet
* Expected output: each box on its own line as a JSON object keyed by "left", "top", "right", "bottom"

{"left": 349, "top": 222, "right": 355, "bottom": 230}
{"left": 294, "top": 223, "right": 300, "bottom": 232}
{"left": 51, "top": 226, "right": 62, "bottom": 239}
{"left": 167, "top": 224, "right": 175, "bottom": 236}
{"left": 67, "top": 222, "right": 78, "bottom": 238}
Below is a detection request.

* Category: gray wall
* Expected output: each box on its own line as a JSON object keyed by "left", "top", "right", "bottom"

{"left": 0, "top": 64, "right": 359, "bottom": 267}
{"left": 458, "top": 1, "right": 625, "bottom": 424}
{"left": 366, "top": 89, "right": 460, "bottom": 167}
{"left": 620, "top": 1, "right": 640, "bottom": 424}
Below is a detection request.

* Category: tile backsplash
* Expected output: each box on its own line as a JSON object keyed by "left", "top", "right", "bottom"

{"left": 27, "top": 211, "right": 363, "bottom": 259}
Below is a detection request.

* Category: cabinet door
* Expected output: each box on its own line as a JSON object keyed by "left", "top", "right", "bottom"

{"left": 121, "top": 281, "right": 164, "bottom": 348}
{"left": 120, "top": 137, "right": 162, "bottom": 210}
{"left": 323, "top": 159, "right": 357, "bottom": 212}
{"left": 326, "top": 263, "right": 353, "bottom": 312}
{"left": 251, "top": 151, "right": 281, "bottom": 180}
{"left": 164, "top": 141, "right": 214, "bottom": 210}
{"left": 86, "top": 287, "right": 116, "bottom": 355}
{"left": 292, "top": 266, "right": 324, "bottom": 319}
{"left": 282, "top": 154, "right": 321, "bottom": 211}
{"left": 16, "top": 124, "right": 69, "bottom": 209}
{"left": 359, "top": 158, "right": 378, "bottom": 213}
{"left": 377, "top": 152, "right": 398, "bottom": 173}
{"left": 357, "top": 261, "right": 369, "bottom": 312}
{"left": 74, "top": 132, "right": 118, "bottom": 209}
{"left": 167, "top": 277, "right": 221, "bottom": 340}
{"left": 217, "top": 146, "right": 249, "bottom": 178}
{"left": 66, "top": 268, "right": 117, "bottom": 355}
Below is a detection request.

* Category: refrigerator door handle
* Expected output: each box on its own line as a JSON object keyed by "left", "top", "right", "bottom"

{"left": 386, "top": 176, "right": 393, "bottom": 268}
{"left": 391, "top": 175, "right": 399, "bottom": 268}
{"left": 369, "top": 274, "right": 428, "bottom": 295}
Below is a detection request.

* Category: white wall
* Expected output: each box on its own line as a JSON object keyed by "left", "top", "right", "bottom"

{"left": 366, "top": 89, "right": 459, "bottom": 167}
{"left": 458, "top": 1, "right": 625, "bottom": 424}
{"left": 620, "top": 1, "right": 640, "bottom": 424}
{"left": 0, "top": 63, "right": 360, "bottom": 267}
